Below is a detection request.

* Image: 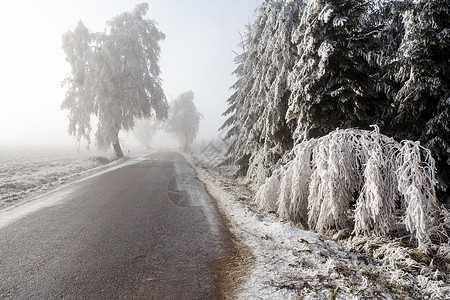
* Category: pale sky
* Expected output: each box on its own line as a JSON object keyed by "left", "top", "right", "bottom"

{"left": 0, "top": 0, "right": 259, "bottom": 148}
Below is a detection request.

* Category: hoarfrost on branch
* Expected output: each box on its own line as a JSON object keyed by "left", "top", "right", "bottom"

{"left": 255, "top": 128, "right": 447, "bottom": 249}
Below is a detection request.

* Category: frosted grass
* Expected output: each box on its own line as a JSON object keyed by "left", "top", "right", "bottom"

{"left": 0, "top": 147, "right": 113, "bottom": 209}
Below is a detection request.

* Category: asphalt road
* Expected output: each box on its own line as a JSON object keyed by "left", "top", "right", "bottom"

{"left": 0, "top": 152, "right": 238, "bottom": 299}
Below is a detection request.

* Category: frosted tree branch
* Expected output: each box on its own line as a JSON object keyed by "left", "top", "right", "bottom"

{"left": 255, "top": 128, "right": 448, "bottom": 249}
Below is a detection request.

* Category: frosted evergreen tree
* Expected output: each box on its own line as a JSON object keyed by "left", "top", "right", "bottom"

{"left": 246, "top": 0, "right": 303, "bottom": 183}
{"left": 221, "top": 0, "right": 304, "bottom": 182}
{"left": 220, "top": 50, "right": 247, "bottom": 136}
{"left": 61, "top": 3, "right": 168, "bottom": 158}
{"left": 388, "top": 0, "right": 450, "bottom": 200}
{"left": 220, "top": 36, "right": 250, "bottom": 170}
{"left": 166, "top": 91, "right": 202, "bottom": 152}
{"left": 371, "top": 0, "right": 406, "bottom": 101}
{"left": 222, "top": 0, "right": 449, "bottom": 203}
{"left": 221, "top": 2, "right": 271, "bottom": 177}
{"left": 235, "top": 0, "right": 288, "bottom": 182}
{"left": 287, "top": 0, "right": 385, "bottom": 141}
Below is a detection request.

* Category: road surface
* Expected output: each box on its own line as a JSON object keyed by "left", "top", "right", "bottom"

{"left": 0, "top": 152, "right": 241, "bottom": 299}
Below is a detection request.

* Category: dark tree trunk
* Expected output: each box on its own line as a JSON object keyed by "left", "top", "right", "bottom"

{"left": 113, "top": 141, "right": 124, "bottom": 159}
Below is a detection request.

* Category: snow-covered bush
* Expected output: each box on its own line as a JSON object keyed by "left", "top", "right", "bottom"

{"left": 255, "top": 127, "right": 448, "bottom": 249}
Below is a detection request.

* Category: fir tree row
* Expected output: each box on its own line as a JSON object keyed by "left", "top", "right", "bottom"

{"left": 221, "top": 0, "right": 450, "bottom": 202}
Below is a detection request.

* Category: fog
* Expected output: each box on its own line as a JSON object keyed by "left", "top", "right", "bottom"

{"left": 0, "top": 0, "right": 259, "bottom": 151}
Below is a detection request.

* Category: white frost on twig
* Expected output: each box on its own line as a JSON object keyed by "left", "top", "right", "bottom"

{"left": 255, "top": 127, "right": 447, "bottom": 249}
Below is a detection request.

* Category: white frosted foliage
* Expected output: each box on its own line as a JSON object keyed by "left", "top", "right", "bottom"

{"left": 397, "top": 141, "right": 440, "bottom": 248}
{"left": 166, "top": 91, "right": 202, "bottom": 152}
{"left": 61, "top": 3, "right": 167, "bottom": 156}
{"left": 255, "top": 127, "right": 447, "bottom": 248}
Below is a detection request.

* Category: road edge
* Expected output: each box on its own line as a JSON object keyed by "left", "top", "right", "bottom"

{"left": 181, "top": 152, "right": 254, "bottom": 300}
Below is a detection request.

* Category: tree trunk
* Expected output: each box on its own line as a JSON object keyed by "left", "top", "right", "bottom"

{"left": 113, "top": 141, "right": 124, "bottom": 159}
{"left": 183, "top": 134, "right": 190, "bottom": 153}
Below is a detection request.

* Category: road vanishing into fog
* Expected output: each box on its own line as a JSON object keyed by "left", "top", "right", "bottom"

{"left": 0, "top": 152, "right": 238, "bottom": 299}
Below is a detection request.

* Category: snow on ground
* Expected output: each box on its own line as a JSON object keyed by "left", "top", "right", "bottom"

{"left": 1, "top": 143, "right": 447, "bottom": 299}
{"left": 0, "top": 147, "right": 149, "bottom": 210}
{"left": 0, "top": 151, "right": 150, "bottom": 229}
{"left": 187, "top": 154, "right": 449, "bottom": 300}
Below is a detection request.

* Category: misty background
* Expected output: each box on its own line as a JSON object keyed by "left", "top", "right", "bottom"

{"left": 0, "top": 0, "right": 259, "bottom": 149}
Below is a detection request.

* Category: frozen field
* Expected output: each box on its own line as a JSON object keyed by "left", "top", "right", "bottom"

{"left": 0, "top": 147, "right": 116, "bottom": 209}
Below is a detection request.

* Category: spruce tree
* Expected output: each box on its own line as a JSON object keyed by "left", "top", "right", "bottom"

{"left": 221, "top": 0, "right": 303, "bottom": 182}
{"left": 221, "top": 1, "right": 276, "bottom": 177}
{"left": 388, "top": 0, "right": 450, "bottom": 200}
{"left": 287, "top": 0, "right": 384, "bottom": 141}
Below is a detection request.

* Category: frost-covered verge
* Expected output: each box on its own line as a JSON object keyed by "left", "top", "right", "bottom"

{"left": 0, "top": 148, "right": 145, "bottom": 210}
{"left": 188, "top": 153, "right": 449, "bottom": 299}
{"left": 253, "top": 128, "right": 450, "bottom": 299}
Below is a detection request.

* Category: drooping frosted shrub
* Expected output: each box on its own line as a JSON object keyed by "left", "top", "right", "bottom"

{"left": 255, "top": 127, "right": 447, "bottom": 248}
